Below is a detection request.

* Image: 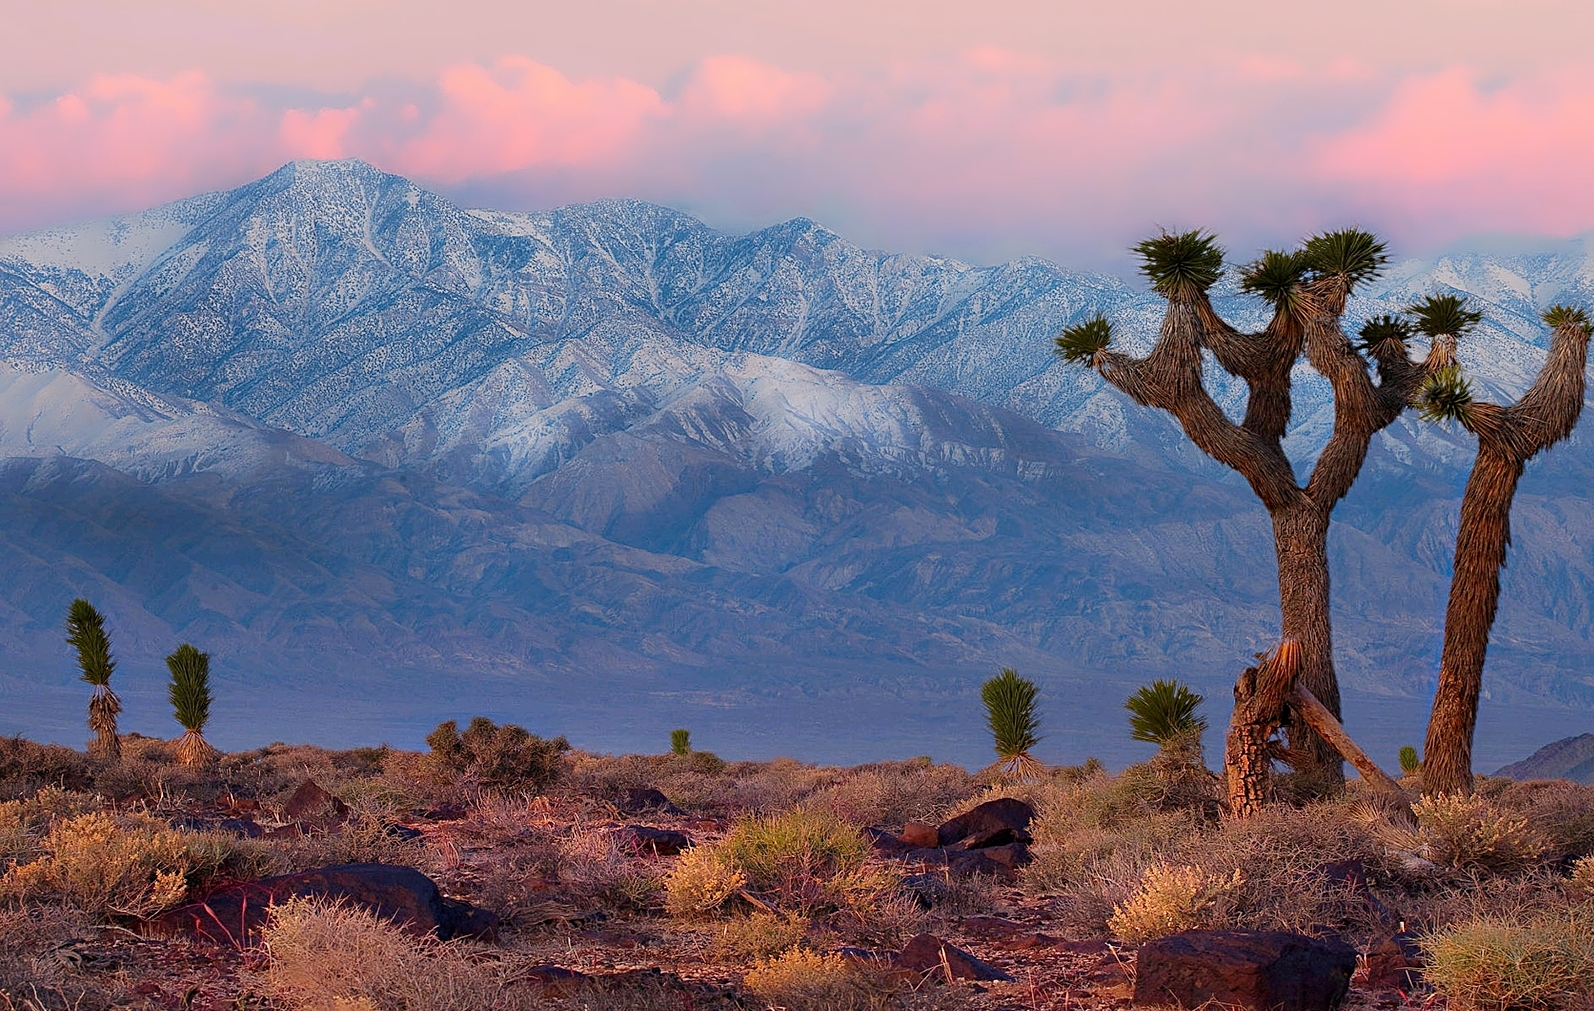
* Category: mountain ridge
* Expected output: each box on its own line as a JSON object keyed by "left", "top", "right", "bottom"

{"left": 3, "top": 159, "right": 1593, "bottom": 761}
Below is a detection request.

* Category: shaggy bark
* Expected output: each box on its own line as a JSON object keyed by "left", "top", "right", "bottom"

{"left": 1227, "top": 639, "right": 1406, "bottom": 817}
{"left": 1422, "top": 320, "right": 1591, "bottom": 796}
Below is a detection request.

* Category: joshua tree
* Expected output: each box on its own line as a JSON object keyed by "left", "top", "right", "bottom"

{"left": 66, "top": 599, "right": 121, "bottom": 760}
{"left": 167, "top": 643, "right": 219, "bottom": 767}
{"left": 1125, "top": 680, "right": 1207, "bottom": 751}
{"left": 1417, "top": 302, "right": 1592, "bottom": 796}
{"left": 1055, "top": 229, "right": 1448, "bottom": 791}
{"left": 982, "top": 668, "right": 1042, "bottom": 777}
{"left": 670, "top": 728, "right": 692, "bottom": 756}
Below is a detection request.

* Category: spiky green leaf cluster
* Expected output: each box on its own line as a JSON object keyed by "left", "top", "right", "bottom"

{"left": 166, "top": 643, "right": 212, "bottom": 733}
{"left": 1239, "top": 249, "right": 1311, "bottom": 309}
{"left": 1398, "top": 745, "right": 1421, "bottom": 775}
{"left": 670, "top": 728, "right": 692, "bottom": 756}
{"left": 982, "top": 668, "right": 1041, "bottom": 761}
{"left": 1054, "top": 314, "right": 1114, "bottom": 365}
{"left": 65, "top": 598, "right": 115, "bottom": 688}
{"left": 1301, "top": 229, "right": 1388, "bottom": 292}
{"left": 1408, "top": 294, "right": 1482, "bottom": 338}
{"left": 1544, "top": 304, "right": 1593, "bottom": 334}
{"left": 1124, "top": 679, "right": 1207, "bottom": 746}
{"left": 1133, "top": 230, "right": 1225, "bottom": 296}
{"left": 1418, "top": 366, "right": 1475, "bottom": 425}
{"left": 1355, "top": 314, "right": 1414, "bottom": 353}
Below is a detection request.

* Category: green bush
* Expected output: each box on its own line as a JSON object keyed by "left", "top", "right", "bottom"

{"left": 670, "top": 728, "right": 691, "bottom": 755}
{"left": 425, "top": 717, "right": 569, "bottom": 793}
{"left": 1125, "top": 680, "right": 1206, "bottom": 747}
{"left": 982, "top": 668, "right": 1042, "bottom": 776}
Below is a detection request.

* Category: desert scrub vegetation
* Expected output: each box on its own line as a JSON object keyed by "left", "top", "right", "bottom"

{"left": 426, "top": 717, "right": 569, "bottom": 793}
{"left": 1421, "top": 912, "right": 1594, "bottom": 1011}
{"left": 1106, "top": 862, "right": 1244, "bottom": 943}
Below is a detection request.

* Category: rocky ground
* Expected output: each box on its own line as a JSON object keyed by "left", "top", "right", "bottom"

{"left": 2, "top": 730, "right": 1591, "bottom": 1010}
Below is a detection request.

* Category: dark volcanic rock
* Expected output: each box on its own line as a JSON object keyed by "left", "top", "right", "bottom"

{"left": 896, "top": 932, "right": 1014, "bottom": 981}
{"left": 147, "top": 863, "right": 497, "bottom": 945}
{"left": 937, "top": 798, "right": 1035, "bottom": 848}
{"left": 1134, "top": 930, "right": 1357, "bottom": 1011}
{"left": 615, "top": 788, "right": 683, "bottom": 816}
{"left": 622, "top": 825, "right": 690, "bottom": 856}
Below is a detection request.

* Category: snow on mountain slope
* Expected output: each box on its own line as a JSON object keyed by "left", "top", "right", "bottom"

{"left": 3, "top": 158, "right": 1594, "bottom": 725}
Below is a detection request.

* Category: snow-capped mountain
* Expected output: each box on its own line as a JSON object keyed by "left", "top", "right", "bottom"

{"left": 3, "top": 159, "right": 1593, "bottom": 757}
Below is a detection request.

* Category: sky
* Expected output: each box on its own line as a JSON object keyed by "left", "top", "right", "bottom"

{"left": 3, "top": 0, "right": 1594, "bottom": 270}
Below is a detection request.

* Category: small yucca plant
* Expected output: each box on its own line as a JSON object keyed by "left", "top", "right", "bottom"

{"left": 1399, "top": 745, "right": 1421, "bottom": 776}
{"left": 982, "top": 668, "right": 1043, "bottom": 778}
{"left": 166, "top": 643, "right": 219, "bottom": 767}
{"left": 1125, "top": 679, "right": 1207, "bottom": 748}
{"left": 67, "top": 599, "right": 121, "bottom": 760}
{"left": 671, "top": 728, "right": 692, "bottom": 756}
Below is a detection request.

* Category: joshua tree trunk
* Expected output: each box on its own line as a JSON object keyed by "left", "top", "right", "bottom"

{"left": 1066, "top": 233, "right": 1441, "bottom": 794}
{"left": 1421, "top": 311, "right": 1592, "bottom": 796}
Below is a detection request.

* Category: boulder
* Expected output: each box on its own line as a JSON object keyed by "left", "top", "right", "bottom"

{"left": 615, "top": 787, "right": 682, "bottom": 816}
{"left": 896, "top": 932, "right": 1014, "bottom": 982}
{"left": 1133, "top": 930, "right": 1357, "bottom": 1011}
{"left": 146, "top": 863, "right": 497, "bottom": 945}
{"left": 1362, "top": 932, "right": 1423, "bottom": 992}
{"left": 899, "top": 822, "right": 939, "bottom": 848}
{"left": 936, "top": 798, "right": 1034, "bottom": 848}
{"left": 622, "top": 825, "right": 691, "bottom": 856}
{"left": 281, "top": 780, "right": 349, "bottom": 827}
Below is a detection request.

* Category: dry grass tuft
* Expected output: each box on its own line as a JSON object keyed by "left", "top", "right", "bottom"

{"left": 712, "top": 911, "right": 812, "bottom": 959}
{"left": 742, "top": 948, "right": 894, "bottom": 1011}
{"left": 1421, "top": 912, "right": 1594, "bottom": 1011}
{"left": 1107, "top": 862, "right": 1243, "bottom": 944}
{"left": 261, "top": 895, "right": 502, "bottom": 1011}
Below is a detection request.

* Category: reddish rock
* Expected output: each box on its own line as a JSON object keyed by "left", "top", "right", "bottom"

{"left": 996, "top": 932, "right": 1060, "bottom": 951}
{"left": 281, "top": 780, "right": 349, "bottom": 827}
{"left": 896, "top": 932, "right": 1014, "bottom": 982}
{"left": 936, "top": 798, "right": 1034, "bottom": 848}
{"left": 1134, "top": 930, "right": 1357, "bottom": 1011}
{"left": 1362, "top": 933, "right": 1423, "bottom": 992}
{"left": 899, "top": 822, "right": 939, "bottom": 848}
{"left": 864, "top": 826, "right": 912, "bottom": 855}
{"left": 146, "top": 863, "right": 497, "bottom": 945}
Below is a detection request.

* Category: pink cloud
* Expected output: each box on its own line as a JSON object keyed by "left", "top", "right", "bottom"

{"left": 1315, "top": 68, "right": 1594, "bottom": 234}
{"left": 396, "top": 57, "right": 665, "bottom": 180}
{"left": 4, "top": 52, "right": 1594, "bottom": 266}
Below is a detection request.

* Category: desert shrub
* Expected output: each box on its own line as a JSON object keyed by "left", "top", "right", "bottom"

{"left": 0, "top": 811, "right": 196, "bottom": 917}
{"left": 0, "top": 738, "right": 92, "bottom": 800}
{"left": 273, "top": 810, "right": 426, "bottom": 875}
{"left": 1571, "top": 856, "right": 1594, "bottom": 897}
{"left": 1107, "top": 862, "right": 1243, "bottom": 944}
{"left": 664, "top": 846, "right": 747, "bottom": 918}
{"left": 1399, "top": 745, "right": 1421, "bottom": 775}
{"left": 426, "top": 718, "right": 569, "bottom": 794}
{"left": 1421, "top": 913, "right": 1594, "bottom": 1011}
{"left": 713, "top": 911, "right": 811, "bottom": 960}
{"left": 260, "top": 895, "right": 502, "bottom": 1011}
{"left": 742, "top": 949, "right": 894, "bottom": 1011}
{"left": 555, "top": 824, "right": 663, "bottom": 910}
{"left": 719, "top": 809, "right": 872, "bottom": 913}
{"left": 0, "top": 787, "right": 103, "bottom": 865}
{"left": 1413, "top": 793, "right": 1549, "bottom": 872}
{"left": 1496, "top": 781, "right": 1594, "bottom": 857}
{"left": 808, "top": 760, "right": 977, "bottom": 828}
